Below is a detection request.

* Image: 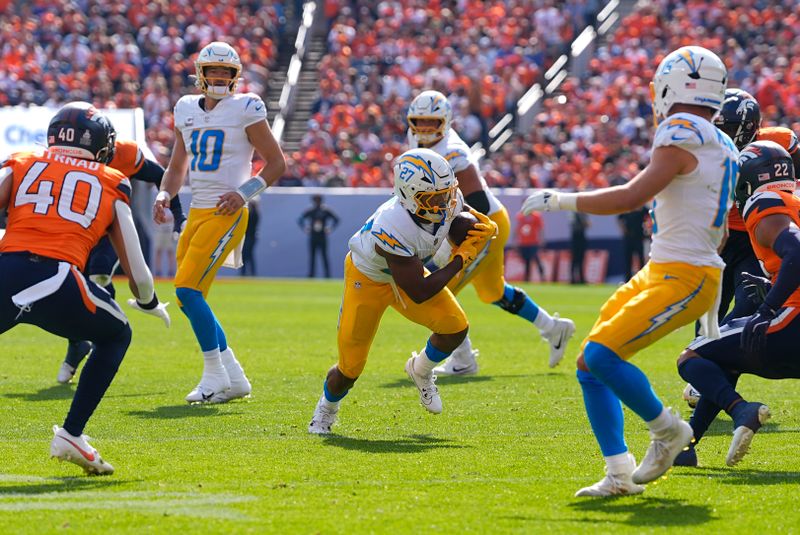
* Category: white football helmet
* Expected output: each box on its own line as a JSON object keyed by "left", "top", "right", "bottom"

{"left": 195, "top": 42, "right": 242, "bottom": 99}
{"left": 393, "top": 148, "right": 458, "bottom": 224}
{"left": 407, "top": 90, "right": 452, "bottom": 147}
{"left": 651, "top": 46, "right": 727, "bottom": 122}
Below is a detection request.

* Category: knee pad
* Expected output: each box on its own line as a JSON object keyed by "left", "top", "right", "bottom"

{"left": 494, "top": 286, "right": 526, "bottom": 314}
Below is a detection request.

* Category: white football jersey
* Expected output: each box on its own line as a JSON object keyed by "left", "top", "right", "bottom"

{"left": 174, "top": 93, "right": 267, "bottom": 208}
{"left": 649, "top": 112, "right": 739, "bottom": 267}
{"left": 349, "top": 196, "right": 463, "bottom": 283}
{"left": 408, "top": 129, "right": 503, "bottom": 215}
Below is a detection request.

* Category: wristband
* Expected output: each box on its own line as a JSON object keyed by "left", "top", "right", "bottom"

{"left": 236, "top": 176, "right": 268, "bottom": 202}
{"left": 138, "top": 294, "right": 159, "bottom": 310}
{"left": 559, "top": 192, "right": 579, "bottom": 211}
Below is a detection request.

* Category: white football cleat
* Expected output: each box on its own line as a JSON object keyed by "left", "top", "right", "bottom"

{"left": 185, "top": 369, "right": 231, "bottom": 404}
{"left": 308, "top": 397, "right": 339, "bottom": 435}
{"left": 432, "top": 348, "right": 479, "bottom": 376}
{"left": 726, "top": 403, "right": 771, "bottom": 466}
{"left": 405, "top": 354, "right": 442, "bottom": 414}
{"left": 56, "top": 362, "right": 77, "bottom": 385}
{"left": 682, "top": 383, "right": 701, "bottom": 408}
{"left": 50, "top": 425, "right": 114, "bottom": 475}
{"left": 575, "top": 453, "right": 645, "bottom": 497}
{"left": 632, "top": 410, "right": 693, "bottom": 484}
{"left": 541, "top": 314, "right": 576, "bottom": 368}
{"left": 215, "top": 349, "right": 251, "bottom": 402}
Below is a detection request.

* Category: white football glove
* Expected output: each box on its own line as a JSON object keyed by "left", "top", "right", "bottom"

{"left": 521, "top": 190, "right": 562, "bottom": 213}
{"left": 127, "top": 298, "right": 171, "bottom": 328}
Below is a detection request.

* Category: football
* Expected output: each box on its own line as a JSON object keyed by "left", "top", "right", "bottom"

{"left": 448, "top": 211, "right": 479, "bottom": 245}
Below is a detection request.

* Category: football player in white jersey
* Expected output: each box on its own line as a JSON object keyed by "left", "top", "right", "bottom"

{"left": 308, "top": 148, "right": 498, "bottom": 434}
{"left": 522, "top": 46, "right": 738, "bottom": 496}
{"left": 407, "top": 90, "right": 575, "bottom": 374}
{"left": 153, "top": 42, "right": 286, "bottom": 403}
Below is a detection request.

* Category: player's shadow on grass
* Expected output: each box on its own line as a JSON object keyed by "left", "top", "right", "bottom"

{"left": 2, "top": 385, "right": 74, "bottom": 402}
{"left": 126, "top": 404, "right": 242, "bottom": 419}
{"left": 380, "top": 374, "right": 531, "bottom": 389}
{"left": 676, "top": 466, "right": 800, "bottom": 486}
{"left": 693, "top": 419, "right": 784, "bottom": 437}
{"left": 0, "top": 477, "right": 127, "bottom": 496}
{"left": 322, "top": 433, "right": 464, "bottom": 454}
{"left": 569, "top": 497, "right": 713, "bottom": 527}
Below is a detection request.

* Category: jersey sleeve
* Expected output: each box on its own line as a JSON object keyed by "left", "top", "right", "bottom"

{"left": 370, "top": 213, "right": 414, "bottom": 257}
{"left": 757, "top": 126, "right": 799, "bottom": 155}
{"left": 443, "top": 146, "right": 473, "bottom": 173}
{"left": 653, "top": 113, "right": 708, "bottom": 151}
{"left": 108, "top": 140, "right": 144, "bottom": 177}
{"left": 241, "top": 93, "right": 267, "bottom": 127}
{"left": 742, "top": 191, "right": 793, "bottom": 231}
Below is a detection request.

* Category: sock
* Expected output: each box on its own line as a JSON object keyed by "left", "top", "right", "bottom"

{"left": 688, "top": 397, "right": 722, "bottom": 445}
{"left": 577, "top": 369, "right": 628, "bottom": 456}
{"left": 202, "top": 348, "right": 226, "bottom": 375}
{"left": 65, "top": 340, "right": 92, "bottom": 368}
{"left": 678, "top": 357, "right": 741, "bottom": 413}
{"left": 583, "top": 342, "right": 663, "bottom": 422}
{"left": 414, "top": 339, "right": 450, "bottom": 375}
{"left": 212, "top": 311, "right": 228, "bottom": 352}
{"left": 323, "top": 380, "right": 347, "bottom": 404}
{"left": 176, "top": 287, "right": 219, "bottom": 352}
{"left": 63, "top": 325, "right": 131, "bottom": 436}
{"left": 728, "top": 399, "right": 751, "bottom": 422}
{"left": 220, "top": 347, "right": 246, "bottom": 381}
{"left": 451, "top": 336, "right": 472, "bottom": 362}
{"left": 646, "top": 407, "right": 674, "bottom": 436}
{"left": 605, "top": 451, "right": 633, "bottom": 474}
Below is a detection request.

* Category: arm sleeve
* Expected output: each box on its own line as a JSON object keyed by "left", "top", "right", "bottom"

{"left": 129, "top": 158, "right": 165, "bottom": 186}
{"left": 763, "top": 225, "right": 800, "bottom": 311}
{"left": 113, "top": 200, "right": 155, "bottom": 303}
{"left": 465, "top": 190, "right": 490, "bottom": 214}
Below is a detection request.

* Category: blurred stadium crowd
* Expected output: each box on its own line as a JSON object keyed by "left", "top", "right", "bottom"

{"left": 2, "top": 0, "right": 798, "bottom": 190}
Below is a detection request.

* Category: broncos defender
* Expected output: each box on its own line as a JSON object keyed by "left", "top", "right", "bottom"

{"left": 57, "top": 114, "right": 185, "bottom": 384}
{"left": 0, "top": 103, "right": 169, "bottom": 474}
{"left": 308, "top": 148, "right": 497, "bottom": 434}
{"left": 678, "top": 141, "right": 800, "bottom": 467}
{"left": 676, "top": 90, "right": 800, "bottom": 465}
{"left": 407, "top": 90, "right": 575, "bottom": 375}
{"left": 154, "top": 41, "right": 286, "bottom": 403}
{"left": 522, "top": 46, "right": 738, "bottom": 496}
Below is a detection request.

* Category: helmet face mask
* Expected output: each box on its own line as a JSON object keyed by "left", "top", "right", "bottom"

{"left": 735, "top": 140, "right": 796, "bottom": 208}
{"left": 195, "top": 42, "right": 242, "bottom": 99}
{"left": 47, "top": 101, "right": 116, "bottom": 164}
{"left": 407, "top": 91, "right": 452, "bottom": 147}
{"left": 651, "top": 46, "right": 727, "bottom": 124}
{"left": 393, "top": 148, "right": 458, "bottom": 225}
{"left": 714, "top": 88, "right": 761, "bottom": 150}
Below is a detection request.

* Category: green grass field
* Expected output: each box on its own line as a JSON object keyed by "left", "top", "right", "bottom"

{"left": 2, "top": 279, "right": 800, "bottom": 533}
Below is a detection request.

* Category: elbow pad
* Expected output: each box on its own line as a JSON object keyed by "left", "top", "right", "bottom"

{"left": 114, "top": 200, "right": 155, "bottom": 303}
{"left": 464, "top": 190, "right": 490, "bottom": 215}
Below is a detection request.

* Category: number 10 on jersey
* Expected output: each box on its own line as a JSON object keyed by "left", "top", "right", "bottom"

{"left": 189, "top": 129, "right": 224, "bottom": 172}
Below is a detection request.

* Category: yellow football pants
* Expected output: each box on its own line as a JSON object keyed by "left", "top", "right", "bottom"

{"left": 337, "top": 253, "right": 468, "bottom": 379}
{"left": 582, "top": 261, "right": 721, "bottom": 359}
{"left": 175, "top": 207, "right": 248, "bottom": 298}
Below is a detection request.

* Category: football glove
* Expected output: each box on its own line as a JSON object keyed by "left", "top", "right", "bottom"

{"left": 466, "top": 207, "right": 499, "bottom": 243}
{"left": 740, "top": 303, "right": 777, "bottom": 354}
{"left": 127, "top": 296, "right": 171, "bottom": 328}
{"left": 172, "top": 219, "right": 187, "bottom": 242}
{"left": 453, "top": 236, "right": 482, "bottom": 268}
{"left": 741, "top": 272, "right": 772, "bottom": 306}
{"left": 521, "top": 190, "right": 578, "bottom": 214}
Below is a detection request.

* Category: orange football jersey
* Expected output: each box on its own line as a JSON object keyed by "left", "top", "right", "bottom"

{"left": 742, "top": 190, "right": 800, "bottom": 307}
{"left": 728, "top": 126, "right": 799, "bottom": 231}
{"left": 108, "top": 139, "right": 145, "bottom": 177}
{"left": 0, "top": 150, "right": 131, "bottom": 271}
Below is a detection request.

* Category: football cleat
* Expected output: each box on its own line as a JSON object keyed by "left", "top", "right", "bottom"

{"left": 432, "top": 348, "right": 479, "bottom": 376}
{"left": 632, "top": 410, "right": 693, "bottom": 484}
{"left": 405, "top": 354, "right": 442, "bottom": 414}
{"left": 575, "top": 453, "right": 645, "bottom": 497}
{"left": 541, "top": 314, "right": 576, "bottom": 368}
{"left": 56, "top": 362, "right": 77, "bottom": 385}
{"left": 50, "top": 426, "right": 114, "bottom": 475}
{"left": 185, "top": 369, "right": 231, "bottom": 404}
{"left": 682, "top": 383, "right": 701, "bottom": 408}
{"left": 215, "top": 349, "right": 252, "bottom": 402}
{"left": 308, "top": 397, "right": 339, "bottom": 435}
{"left": 727, "top": 402, "right": 771, "bottom": 466}
{"left": 673, "top": 445, "right": 698, "bottom": 467}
